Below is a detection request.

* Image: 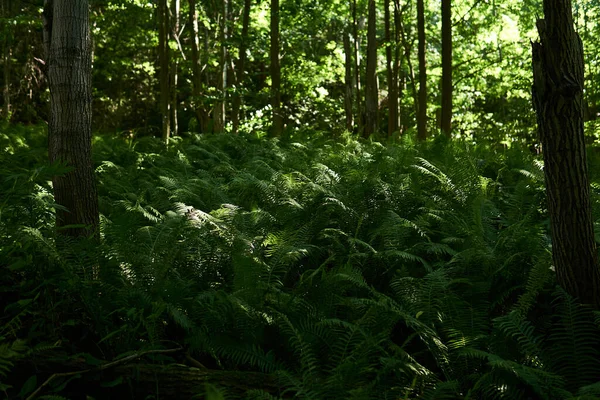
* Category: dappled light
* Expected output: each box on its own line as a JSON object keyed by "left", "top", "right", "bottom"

{"left": 3, "top": 0, "right": 600, "bottom": 398}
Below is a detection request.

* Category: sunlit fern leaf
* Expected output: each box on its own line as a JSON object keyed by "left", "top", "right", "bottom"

{"left": 420, "top": 380, "right": 461, "bottom": 400}
{"left": 263, "top": 224, "right": 320, "bottom": 268}
{"left": 412, "top": 157, "right": 455, "bottom": 192}
{"left": 312, "top": 163, "right": 341, "bottom": 186}
{"left": 229, "top": 172, "right": 278, "bottom": 206}
{"left": 346, "top": 237, "right": 377, "bottom": 256}
{"left": 377, "top": 250, "right": 430, "bottom": 272}
{"left": 372, "top": 210, "right": 428, "bottom": 248}
{"left": 199, "top": 383, "right": 228, "bottom": 400}
{"left": 461, "top": 348, "right": 568, "bottom": 400}
{"left": 390, "top": 275, "right": 420, "bottom": 304}
{"left": 362, "top": 292, "right": 451, "bottom": 376}
{"left": 514, "top": 160, "right": 544, "bottom": 183}
{"left": 421, "top": 242, "right": 457, "bottom": 257}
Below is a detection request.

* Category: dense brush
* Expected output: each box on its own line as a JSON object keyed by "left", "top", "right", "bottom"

{"left": 1, "top": 126, "right": 599, "bottom": 398}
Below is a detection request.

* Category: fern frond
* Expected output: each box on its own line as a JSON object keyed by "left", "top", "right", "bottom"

{"left": 546, "top": 287, "right": 600, "bottom": 391}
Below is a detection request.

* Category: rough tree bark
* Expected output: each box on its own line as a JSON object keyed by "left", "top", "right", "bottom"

{"left": 43, "top": 0, "right": 99, "bottom": 237}
{"left": 231, "top": 0, "right": 251, "bottom": 134}
{"left": 416, "top": 0, "right": 427, "bottom": 141}
{"left": 440, "top": 0, "right": 452, "bottom": 136}
{"left": 158, "top": 0, "right": 171, "bottom": 142}
{"left": 364, "top": 0, "right": 378, "bottom": 137}
{"left": 270, "top": 0, "right": 283, "bottom": 137}
{"left": 532, "top": 0, "right": 600, "bottom": 308}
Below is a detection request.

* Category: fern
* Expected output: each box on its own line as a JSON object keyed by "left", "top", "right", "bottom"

{"left": 546, "top": 288, "right": 600, "bottom": 391}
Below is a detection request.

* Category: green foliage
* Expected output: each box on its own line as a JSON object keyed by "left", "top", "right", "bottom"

{"left": 3, "top": 126, "right": 600, "bottom": 398}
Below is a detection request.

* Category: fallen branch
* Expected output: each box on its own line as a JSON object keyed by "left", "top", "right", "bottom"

{"left": 114, "top": 363, "right": 280, "bottom": 399}
{"left": 26, "top": 347, "right": 183, "bottom": 400}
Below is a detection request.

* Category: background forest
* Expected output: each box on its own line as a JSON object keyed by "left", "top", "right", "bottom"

{"left": 3, "top": 0, "right": 600, "bottom": 398}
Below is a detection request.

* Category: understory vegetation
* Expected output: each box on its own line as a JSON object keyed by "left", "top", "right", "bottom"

{"left": 3, "top": 125, "right": 600, "bottom": 399}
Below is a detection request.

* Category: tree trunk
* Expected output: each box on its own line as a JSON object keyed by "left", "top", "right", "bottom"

{"left": 532, "top": 0, "right": 600, "bottom": 308}
{"left": 231, "top": 0, "right": 251, "bottom": 134}
{"left": 343, "top": 29, "right": 354, "bottom": 132}
{"left": 270, "top": 0, "right": 283, "bottom": 137}
{"left": 188, "top": 0, "right": 207, "bottom": 132}
{"left": 440, "top": 0, "right": 452, "bottom": 136}
{"left": 2, "top": 33, "right": 10, "bottom": 121}
{"left": 393, "top": 0, "right": 403, "bottom": 134}
{"left": 43, "top": 0, "right": 99, "bottom": 238}
{"left": 170, "top": 0, "right": 180, "bottom": 136}
{"left": 158, "top": 0, "right": 171, "bottom": 142}
{"left": 352, "top": 0, "right": 363, "bottom": 135}
{"left": 416, "top": 0, "right": 427, "bottom": 141}
{"left": 2, "top": 0, "right": 11, "bottom": 123}
{"left": 397, "top": 6, "right": 418, "bottom": 123}
{"left": 214, "top": 0, "right": 228, "bottom": 133}
{"left": 385, "top": 0, "right": 398, "bottom": 137}
{"left": 364, "top": 0, "right": 378, "bottom": 137}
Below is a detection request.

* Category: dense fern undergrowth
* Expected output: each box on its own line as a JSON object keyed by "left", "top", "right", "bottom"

{"left": 3, "top": 125, "right": 600, "bottom": 399}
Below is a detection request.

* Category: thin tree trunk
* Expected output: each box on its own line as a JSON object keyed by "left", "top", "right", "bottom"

{"left": 343, "top": 29, "right": 354, "bottom": 132}
{"left": 171, "top": 0, "right": 180, "bottom": 136}
{"left": 231, "top": 0, "right": 251, "bottom": 134}
{"left": 2, "top": 0, "right": 11, "bottom": 121}
{"left": 352, "top": 0, "right": 363, "bottom": 135}
{"left": 188, "top": 0, "right": 207, "bottom": 131}
{"left": 393, "top": 0, "right": 403, "bottom": 133}
{"left": 397, "top": 10, "right": 418, "bottom": 121}
{"left": 416, "top": 0, "right": 427, "bottom": 141}
{"left": 270, "top": 0, "right": 283, "bottom": 137}
{"left": 203, "top": 26, "right": 210, "bottom": 88}
{"left": 440, "top": 0, "right": 452, "bottom": 136}
{"left": 158, "top": 0, "right": 171, "bottom": 142}
{"left": 532, "top": 0, "right": 600, "bottom": 308}
{"left": 364, "top": 0, "right": 378, "bottom": 137}
{"left": 43, "top": 0, "right": 99, "bottom": 238}
{"left": 202, "top": 24, "right": 213, "bottom": 128}
{"left": 582, "top": 3, "right": 596, "bottom": 121}
{"left": 385, "top": 0, "right": 398, "bottom": 137}
{"left": 214, "top": 0, "right": 228, "bottom": 133}
{"left": 2, "top": 32, "right": 10, "bottom": 121}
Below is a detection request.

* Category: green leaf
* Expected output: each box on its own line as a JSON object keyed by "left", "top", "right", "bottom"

{"left": 100, "top": 376, "right": 124, "bottom": 388}
{"left": 18, "top": 375, "right": 37, "bottom": 397}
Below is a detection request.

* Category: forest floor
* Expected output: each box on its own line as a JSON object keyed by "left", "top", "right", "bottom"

{"left": 2, "top": 125, "right": 600, "bottom": 399}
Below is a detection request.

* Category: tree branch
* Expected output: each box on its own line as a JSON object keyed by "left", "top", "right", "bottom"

{"left": 26, "top": 347, "right": 183, "bottom": 400}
